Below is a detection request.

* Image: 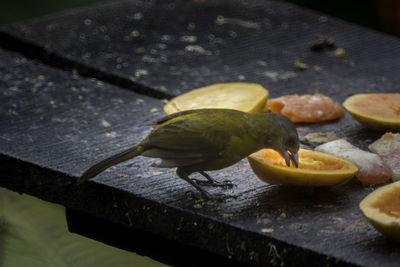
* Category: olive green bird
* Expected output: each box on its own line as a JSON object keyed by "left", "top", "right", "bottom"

{"left": 79, "top": 109, "right": 299, "bottom": 198}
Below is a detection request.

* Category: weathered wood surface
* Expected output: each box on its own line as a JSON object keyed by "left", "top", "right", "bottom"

{"left": 2, "top": 0, "right": 400, "bottom": 99}
{"left": 1, "top": 0, "right": 400, "bottom": 266}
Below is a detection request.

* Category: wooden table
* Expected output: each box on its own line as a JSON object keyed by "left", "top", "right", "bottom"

{"left": 1, "top": 0, "right": 400, "bottom": 266}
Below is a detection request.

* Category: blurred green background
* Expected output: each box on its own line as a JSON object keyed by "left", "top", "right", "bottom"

{"left": 0, "top": 187, "right": 167, "bottom": 267}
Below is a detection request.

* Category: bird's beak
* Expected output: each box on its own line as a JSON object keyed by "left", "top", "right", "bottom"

{"left": 290, "top": 150, "right": 299, "bottom": 168}
{"left": 282, "top": 150, "right": 299, "bottom": 168}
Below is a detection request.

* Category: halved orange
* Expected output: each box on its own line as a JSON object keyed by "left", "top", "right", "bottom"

{"left": 343, "top": 93, "right": 400, "bottom": 130}
{"left": 163, "top": 83, "right": 269, "bottom": 114}
{"left": 360, "top": 181, "right": 400, "bottom": 241}
{"left": 248, "top": 149, "right": 358, "bottom": 186}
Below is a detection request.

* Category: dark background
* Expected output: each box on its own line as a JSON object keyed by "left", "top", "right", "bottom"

{"left": 1, "top": 0, "right": 400, "bottom": 37}
{"left": 0, "top": 0, "right": 106, "bottom": 26}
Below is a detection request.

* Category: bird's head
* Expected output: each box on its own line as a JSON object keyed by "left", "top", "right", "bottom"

{"left": 265, "top": 113, "right": 299, "bottom": 168}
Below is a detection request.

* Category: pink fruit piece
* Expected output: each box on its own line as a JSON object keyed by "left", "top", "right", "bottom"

{"left": 315, "top": 139, "right": 392, "bottom": 186}
{"left": 265, "top": 93, "right": 344, "bottom": 123}
{"left": 369, "top": 132, "right": 400, "bottom": 181}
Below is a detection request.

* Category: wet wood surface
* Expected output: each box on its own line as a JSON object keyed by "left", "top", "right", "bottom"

{"left": 1, "top": 0, "right": 400, "bottom": 266}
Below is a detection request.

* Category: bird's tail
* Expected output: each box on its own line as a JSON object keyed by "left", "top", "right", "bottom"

{"left": 78, "top": 145, "right": 145, "bottom": 184}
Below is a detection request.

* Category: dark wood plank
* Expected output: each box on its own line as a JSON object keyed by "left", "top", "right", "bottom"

{"left": 1, "top": 0, "right": 400, "bottom": 99}
{"left": 1, "top": 0, "right": 400, "bottom": 266}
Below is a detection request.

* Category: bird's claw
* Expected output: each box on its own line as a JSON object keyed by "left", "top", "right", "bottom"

{"left": 222, "top": 180, "right": 237, "bottom": 188}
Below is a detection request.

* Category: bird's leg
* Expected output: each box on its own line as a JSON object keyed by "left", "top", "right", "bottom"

{"left": 176, "top": 168, "right": 212, "bottom": 199}
{"left": 195, "top": 171, "right": 235, "bottom": 188}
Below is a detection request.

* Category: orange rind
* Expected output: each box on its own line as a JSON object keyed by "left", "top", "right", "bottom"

{"left": 163, "top": 83, "right": 269, "bottom": 114}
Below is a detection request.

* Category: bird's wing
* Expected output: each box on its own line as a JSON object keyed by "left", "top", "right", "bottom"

{"left": 142, "top": 110, "right": 248, "bottom": 167}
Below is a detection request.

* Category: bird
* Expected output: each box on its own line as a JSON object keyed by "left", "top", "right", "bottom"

{"left": 78, "top": 108, "right": 299, "bottom": 198}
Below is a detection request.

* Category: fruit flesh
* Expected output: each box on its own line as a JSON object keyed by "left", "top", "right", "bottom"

{"left": 248, "top": 149, "right": 358, "bottom": 186}
{"left": 265, "top": 93, "right": 344, "bottom": 123}
{"left": 260, "top": 149, "right": 349, "bottom": 171}
{"left": 360, "top": 181, "right": 400, "bottom": 241}
{"left": 345, "top": 94, "right": 400, "bottom": 120}
{"left": 315, "top": 139, "right": 392, "bottom": 186}
{"left": 371, "top": 186, "right": 400, "bottom": 218}
{"left": 343, "top": 93, "right": 400, "bottom": 130}
{"left": 369, "top": 132, "right": 400, "bottom": 181}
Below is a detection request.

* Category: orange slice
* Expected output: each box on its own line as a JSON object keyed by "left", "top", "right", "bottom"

{"left": 343, "top": 93, "right": 400, "bottom": 130}
{"left": 248, "top": 149, "right": 358, "bottom": 186}
{"left": 163, "top": 83, "right": 269, "bottom": 114}
{"left": 360, "top": 181, "right": 400, "bottom": 241}
{"left": 265, "top": 93, "right": 344, "bottom": 123}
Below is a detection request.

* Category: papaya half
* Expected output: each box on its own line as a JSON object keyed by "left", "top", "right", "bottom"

{"left": 163, "top": 83, "right": 269, "bottom": 114}
{"left": 343, "top": 93, "right": 400, "bottom": 130}
{"left": 360, "top": 181, "right": 400, "bottom": 241}
{"left": 248, "top": 149, "right": 358, "bottom": 186}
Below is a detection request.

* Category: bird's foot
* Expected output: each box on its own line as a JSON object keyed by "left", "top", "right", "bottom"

{"left": 177, "top": 169, "right": 232, "bottom": 201}
{"left": 196, "top": 171, "right": 236, "bottom": 189}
